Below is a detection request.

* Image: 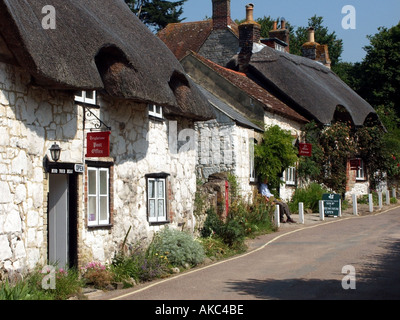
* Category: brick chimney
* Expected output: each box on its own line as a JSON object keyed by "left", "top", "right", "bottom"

{"left": 268, "top": 18, "right": 290, "bottom": 53}
{"left": 238, "top": 4, "right": 261, "bottom": 72}
{"left": 212, "top": 0, "right": 232, "bottom": 30}
{"left": 301, "top": 27, "right": 331, "bottom": 69}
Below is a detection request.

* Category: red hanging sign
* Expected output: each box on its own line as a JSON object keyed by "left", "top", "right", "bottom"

{"left": 86, "top": 131, "right": 111, "bottom": 158}
{"left": 299, "top": 143, "right": 312, "bottom": 157}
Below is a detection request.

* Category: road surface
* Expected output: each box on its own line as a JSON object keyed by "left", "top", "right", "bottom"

{"left": 98, "top": 206, "right": 400, "bottom": 301}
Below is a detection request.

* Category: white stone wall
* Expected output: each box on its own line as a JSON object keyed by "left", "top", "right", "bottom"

{"left": 196, "top": 119, "right": 256, "bottom": 201}
{"left": 0, "top": 61, "right": 83, "bottom": 273}
{"left": 232, "top": 126, "right": 255, "bottom": 201}
{"left": 0, "top": 61, "right": 199, "bottom": 274}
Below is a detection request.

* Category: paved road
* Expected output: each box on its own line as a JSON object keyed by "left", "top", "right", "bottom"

{"left": 98, "top": 206, "right": 400, "bottom": 301}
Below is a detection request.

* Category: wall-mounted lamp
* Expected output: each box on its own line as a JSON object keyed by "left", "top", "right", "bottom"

{"left": 49, "top": 143, "right": 61, "bottom": 162}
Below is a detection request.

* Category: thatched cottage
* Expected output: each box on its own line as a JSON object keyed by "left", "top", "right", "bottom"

{"left": 159, "top": 1, "right": 380, "bottom": 199}
{"left": 183, "top": 51, "right": 308, "bottom": 201}
{"left": 0, "top": 0, "right": 214, "bottom": 274}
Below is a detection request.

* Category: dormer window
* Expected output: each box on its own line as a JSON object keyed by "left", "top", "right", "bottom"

{"left": 148, "top": 104, "right": 163, "bottom": 119}
{"left": 75, "top": 90, "right": 97, "bottom": 105}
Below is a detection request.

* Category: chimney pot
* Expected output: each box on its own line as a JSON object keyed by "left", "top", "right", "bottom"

{"left": 281, "top": 18, "right": 286, "bottom": 30}
{"left": 273, "top": 20, "right": 277, "bottom": 30}
{"left": 245, "top": 3, "right": 255, "bottom": 22}
{"left": 308, "top": 27, "right": 315, "bottom": 43}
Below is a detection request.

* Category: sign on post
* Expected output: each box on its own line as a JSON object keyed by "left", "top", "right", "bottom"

{"left": 322, "top": 194, "right": 341, "bottom": 217}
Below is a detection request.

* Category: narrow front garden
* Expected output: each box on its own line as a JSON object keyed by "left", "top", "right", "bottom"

{"left": 0, "top": 189, "right": 277, "bottom": 300}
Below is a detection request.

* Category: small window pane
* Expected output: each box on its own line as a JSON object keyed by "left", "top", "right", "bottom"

{"left": 157, "top": 180, "right": 164, "bottom": 199}
{"left": 86, "top": 91, "right": 94, "bottom": 100}
{"left": 148, "top": 180, "right": 155, "bottom": 198}
{"left": 158, "top": 199, "right": 165, "bottom": 219}
{"left": 88, "top": 170, "right": 97, "bottom": 195}
{"left": 100, "top": 170, "right": 108, "bottom": 195}
{"left": 88, "top": 196, "right": 97, "bottom": 221}
{"left": 99, "top": 196, "right": 108, "bottom": 221}
{"left": 149, "top": 199, "right": 155, "bottom": 218}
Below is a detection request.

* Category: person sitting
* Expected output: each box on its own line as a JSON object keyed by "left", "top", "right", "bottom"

{"left": 259, "top": 178, "right": 295, "bottom": 223}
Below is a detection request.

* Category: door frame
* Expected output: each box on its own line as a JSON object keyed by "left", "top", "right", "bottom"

{"left": 46, "top": 162, "right": 81, "bottom": 268}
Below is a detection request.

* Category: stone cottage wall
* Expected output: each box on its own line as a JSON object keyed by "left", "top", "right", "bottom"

{"left": 0, "top": 61, "right": 82, "bottom": 275}
{"left": 196, "top": 119, "right": 256, "bottom": 202}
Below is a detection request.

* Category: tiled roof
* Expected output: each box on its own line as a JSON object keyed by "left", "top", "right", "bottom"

{"left": 157, "top": 19, "right": 239, "bottom": 61}
{"left": 158, "top": 20, "right": 213, "bottom": 61}
{"left": 195, "top": 84, "right": 263, "bottom": 132}
{"left": 191, "top": 52, "right": 308, "bottom": 123}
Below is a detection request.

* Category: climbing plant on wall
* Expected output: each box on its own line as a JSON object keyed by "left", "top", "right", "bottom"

{"left": 298, "top": 119, "right": 391, "bottom": 195}
{"left": 254, "top": 125, "right": 298, "bottom": 191}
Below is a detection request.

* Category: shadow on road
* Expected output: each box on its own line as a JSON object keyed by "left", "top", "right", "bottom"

{"left": 226, "top": 239, "right": 400, "bottom": 300}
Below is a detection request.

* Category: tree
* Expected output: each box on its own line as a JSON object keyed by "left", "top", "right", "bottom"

{"left": 336, "top": 22, "right": 400, "bottom": 187}
{"left": 125, "top": 0, "right": 187, "bottom": 31}
{"left": 254, "top": 125, "right": 298, "bottom": 192}
{"left": 357, "top": 22, "right": 400, "bottom": 117}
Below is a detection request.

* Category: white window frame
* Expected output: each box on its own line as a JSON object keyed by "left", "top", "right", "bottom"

{"left": 356, "top": 159, "right": 366, "bottom": 180}
{"left": 147, "top": 177, "right": 167, "bottom": 223}
{"left": 285, "top": 166, "right": 296, "bottom": 185}
{"left": 148, "top": 104, "right": 163, "bottom": 119}
{"left": 275, "top": 43, "right": 285, "bottom": 52}
{"left": 249, "top": 138, "right": 256, "bottom": 182}
{"left": 87, "top": 167, "right": 110, "bottom": 226}
{"left": 75, "top": 90, "right": 97, "bottom": 105}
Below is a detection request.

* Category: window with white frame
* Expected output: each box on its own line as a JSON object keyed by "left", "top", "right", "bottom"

{"left": 75, "top": 90, "right": 97, "bottom": 105}
{"left": 147, "top": 176, "right": 167, "bottom": 223}
{"left": 87, "top": 166, "right": 110, "bottom": 226}
{"left": 249, "top": 138, "right": 256, "bottom": 182}
{"left": 148, "top": 104, "right": 163, "bottom": 119}
{"left": 285, "top": 166, "right": 296, "bottom": 185}
{"left": 356, "top": 159, "right": 366, "bottom": 180}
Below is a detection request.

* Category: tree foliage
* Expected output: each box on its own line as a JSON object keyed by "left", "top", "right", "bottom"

{"left": 297, "top": 120, "right": 393, "bottom": 194}
{"left": 125, "top": 0, "right": 187, "bottom": 31}
{"left": 254, "top": 125, "right": 298, "bottom": 190}
{"left": 356, "top": 22, "right": 400, "bottom": 116}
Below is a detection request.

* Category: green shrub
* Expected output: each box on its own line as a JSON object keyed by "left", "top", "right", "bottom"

{"left": 111, "top": 246, "right": 169, "bottom": 286}
{"left": 1, "top": 266, "right": 83, "bottom": 300}
{"left": 81, "top": 262, "right": 113, "bottom": 289}
{"left": 289, "top": 183, "right": 329, "bottom": 213}
{"left": 150, "top": 227, "right": 205, "bottom": 268}
{"left": 220, "top": 218, "right": 245, "bottom": 248}
{"left": 200, "top": 208, "right": 224, "bottom": 238}
{"left": 0, "top": 279, "right": 31, "bottom": 300}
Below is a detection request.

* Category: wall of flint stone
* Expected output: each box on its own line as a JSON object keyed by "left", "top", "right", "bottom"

{"left": 0, "top": 61, "right": 198, "bottom": 276}
{"left": 196, "top": 118, "right": 256, "bottom": 201}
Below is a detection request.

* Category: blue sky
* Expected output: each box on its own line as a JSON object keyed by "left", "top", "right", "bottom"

{"left": 181, "top": 0, "right": 400, "bottom": 63}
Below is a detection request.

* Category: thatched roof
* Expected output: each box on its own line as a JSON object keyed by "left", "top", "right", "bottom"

{"left": 0, "top": 0, "right": 214, "bottom": 120}
{"left": 234, "top": 46, "right": 378, "bottom": 126}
